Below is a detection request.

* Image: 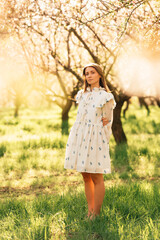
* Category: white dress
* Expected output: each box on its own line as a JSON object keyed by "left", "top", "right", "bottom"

{"left": 64, "top": 86, "right": 116, "bottom": 174}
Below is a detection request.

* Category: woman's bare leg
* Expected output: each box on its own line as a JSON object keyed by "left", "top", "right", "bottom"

{"left": 81, "top": 172, "right": 94, "bottom": 216}
{"left": 90, "top": 173, "right": 105, "bottom": 216}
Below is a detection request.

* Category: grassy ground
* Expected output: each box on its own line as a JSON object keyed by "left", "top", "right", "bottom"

{"left": 0, "top": 101, "right": 160, "bottom": 240}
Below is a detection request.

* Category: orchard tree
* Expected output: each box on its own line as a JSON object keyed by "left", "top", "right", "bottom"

{"left": 3, "top": 0, "right": 160, "bottom": 141}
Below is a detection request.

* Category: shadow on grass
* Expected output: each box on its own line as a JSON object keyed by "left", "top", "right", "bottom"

{"left": 111, "top": 143, "right": 133, "bottom": 178}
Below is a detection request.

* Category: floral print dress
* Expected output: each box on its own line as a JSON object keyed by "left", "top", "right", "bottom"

{"left": 64, "top": 86, "right": 116, "bottom": 174}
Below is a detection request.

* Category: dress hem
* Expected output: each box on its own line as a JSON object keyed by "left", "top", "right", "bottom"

{"left": 64, "top": 167, "right": 111, "bottom": 174}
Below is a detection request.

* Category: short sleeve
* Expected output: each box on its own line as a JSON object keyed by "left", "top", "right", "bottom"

{"left": 75, "top": 89, "right": 84, "bottom": 104}
{"left": 95, "top": 91, "right": 116, "bottom": 109}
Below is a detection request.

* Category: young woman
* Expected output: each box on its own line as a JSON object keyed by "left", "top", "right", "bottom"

{"left": 64, "top": 63, "right": 116, "bottom": 219}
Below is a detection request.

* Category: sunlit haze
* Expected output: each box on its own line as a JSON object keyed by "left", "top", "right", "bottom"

{"left": 116, "top": 42, "right": 160, "bottom": 97}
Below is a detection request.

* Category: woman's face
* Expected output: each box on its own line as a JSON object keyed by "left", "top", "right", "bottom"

{"left": 85, "top": 67, "right": 101, "bottom": 86}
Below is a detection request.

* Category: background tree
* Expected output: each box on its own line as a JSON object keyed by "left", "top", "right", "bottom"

{"left": 2, "top": 0, "right": 160, "bottom": 142}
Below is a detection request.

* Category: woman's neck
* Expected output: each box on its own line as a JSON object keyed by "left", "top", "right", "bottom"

{"left": 90, "top": 84, "right": 100, "bottom": 91}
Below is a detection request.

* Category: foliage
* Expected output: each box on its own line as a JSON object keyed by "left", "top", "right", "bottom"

{"left": 2, "top": 0, "right": 160, "bottom": 103}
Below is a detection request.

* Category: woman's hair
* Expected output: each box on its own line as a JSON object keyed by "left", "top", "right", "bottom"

{"left": 83, "top": 63, "right": 110, "bottom": 92}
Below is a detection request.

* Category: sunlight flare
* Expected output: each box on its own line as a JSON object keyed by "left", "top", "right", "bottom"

{"left": 116, "top": 42, "right": 160, "bottom": 97}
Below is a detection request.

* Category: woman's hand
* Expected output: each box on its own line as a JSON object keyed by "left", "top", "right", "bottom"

{"left": 101, "top": 117, "right": 111, "bottom": 126}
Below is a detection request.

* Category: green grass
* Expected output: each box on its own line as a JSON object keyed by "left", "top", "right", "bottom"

{"left": 0, "top": 183, "right": 159, "bottom": 240}
{"left": 0, "top": 102, "right": 160, "bottom": 239}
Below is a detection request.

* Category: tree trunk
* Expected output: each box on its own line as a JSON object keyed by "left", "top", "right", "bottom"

{"left": 14, "top": 101, "right": 20, "bottom": 118}
{"left": 14, "top": 94, "right": 21, "bottom": 118}
{"left": 14, "top": 106, "right": 19, "bottom": 118}
{"left": 112, "top": 100, "right": 127, "bottom": 144}
{"left": 61, "top": 99, "right": 72, "bottom": 135}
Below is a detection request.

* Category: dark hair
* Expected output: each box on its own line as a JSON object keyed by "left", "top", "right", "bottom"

{"left": 83, "top": 63, "right": 110, "bottom": 92}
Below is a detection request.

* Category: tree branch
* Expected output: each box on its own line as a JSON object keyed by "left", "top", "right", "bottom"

{"left": 70, "top": 27, "right": 99, "bottom": 63}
